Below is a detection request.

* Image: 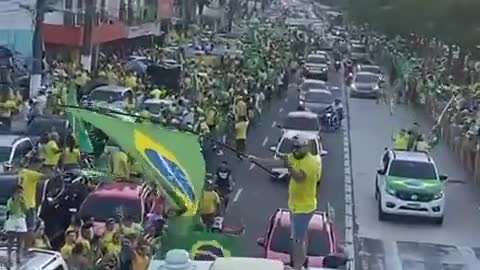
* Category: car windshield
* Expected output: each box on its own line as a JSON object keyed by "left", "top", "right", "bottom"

{"left": 283, "top": 116, "right": 319, "bottom": 132}
{"left": 0, "top": 146, "right": 11, "bottom": 162}
{"left": 361, "top": 67, "right": 381, "bottom": 74}
{"left": 27, "top": 118, "right": 67, "bottom": 137}
{"left": 89, "top": 90, "right": 123, "bottom": 102}
{"left": 79, "top": 195, "right": 142, "bottom": 223}
{"left": 351, "top": 46, "right": 366, "bottom": 54}
{"left": 388, "top": 160, "right": 437, "bottom": 179}
{"left": 355, "top": 74, "right": 378, "bottom": 84}
{"left": 270, "top": 225, "right": 331, "bottom": 256}
{"left": 301, "top": 82, "right": 326, "bottom": 91}
{"left": 0, "top": 177, "right": 16, "bottom": 204}
{"left": 305, "top": 92, "right": 333, "bottom": 104}
{"left": 278, "top": 138, "right": 318, "bottom": 155}
{"left": 307, "top": 56, "right": 327, "bottom": 64}
{"left": 141, "top": 102, "right": 168, "bottom": 115}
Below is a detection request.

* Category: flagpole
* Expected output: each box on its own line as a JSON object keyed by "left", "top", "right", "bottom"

{"left": 61, "top": 105, "right": 277, "bottom": 177}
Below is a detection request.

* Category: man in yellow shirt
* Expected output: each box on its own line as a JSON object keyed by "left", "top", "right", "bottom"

{"left": 200, "top": 181, "right": 221, "bottom": 228}
{"left": 61, "top": 230, "right": 77, "bottom": 259}
{"left": 18, "top": 160, "right": 46, "bottom": 234}
{"left": 43, "top": 132, "right": 62, "bottom": 170}
{"left": 392, "top": 129, "right": 409, "bottom": 150}
{"left": 285, "top": 135, "right": 320, "bottom": 270}
{"left": 111, "top": 149, "right": 130, "bottom": 178}
{"left": 235, "top": 95, "right": 247, "bottom": 121}
{"left": 235, "top": 116, "right": 249, "bottom": 160}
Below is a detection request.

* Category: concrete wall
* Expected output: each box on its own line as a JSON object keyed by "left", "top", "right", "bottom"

{"left": 0, "top": 0, "right": 35, "bottom": 56}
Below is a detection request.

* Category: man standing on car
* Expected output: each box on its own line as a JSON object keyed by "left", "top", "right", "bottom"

{"left": 285, "top": 135, "right": 320, "bottom": 270}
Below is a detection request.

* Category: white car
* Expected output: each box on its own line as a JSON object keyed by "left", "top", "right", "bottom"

{"left": 0, "top": 135, "right": 33, "bottom": 172}
{"left": 0, "top": 248, "right": 68, "bottom": 270}
{"left": 88, "top": 85, "right": 134, "bottom": 109}
{"left": 140, "top": 98, "right": 176, "bottom": 116}
{"left": 278, "top": 111, "right": 321, "bottom": 135}
{"left": 269, "top": 131, "right": 327, "bottom": 181}
{"left": 148, "top": 249, "right": 347, "bottom": 270}
{"left": 375, "top": 150, "right": 447, "bottom": 225}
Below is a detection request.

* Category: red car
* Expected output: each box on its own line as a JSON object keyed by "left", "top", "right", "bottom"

{"left": 257, "top": 208, "right": 343, "bottom": 268}
{"left": 78, "top": 179, "right": 165, "bottom": 236}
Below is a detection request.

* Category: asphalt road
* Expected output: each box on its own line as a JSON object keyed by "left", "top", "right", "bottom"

{"left": 206, "top": 68, "right": 346, "bottom": 257}
{"left": 348, "top": 76, "right": 480, "bottom": 268}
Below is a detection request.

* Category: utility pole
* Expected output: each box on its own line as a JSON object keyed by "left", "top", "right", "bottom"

{"left": 81, "top": 0, "right": 96, "bottom": 72}
{"left": 30, "top": 0, "right": 46, "bottom": 98}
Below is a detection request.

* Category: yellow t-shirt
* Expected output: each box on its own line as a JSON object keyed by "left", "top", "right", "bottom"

{"left": 102, "top": 230, "right": 115, "bottom": 245}
{"left": 235, "top": 100, "right": 247, "bottom": 118}
{"left": 44, "top": 140, "right": 61, "bottom": 166}
{"left": 18, "top": 169, "right": 44, "bottom": 209}
{"left": 125, "top": 76, "right": 137, "bottom": 89}
{"left": 200, "top": 191, "right": 220, "bottom": 215}
{"left": 206, "top": 109, "right": 217, "bottom": 127}
{"left": 112, "top": 151, "right": 129, "bottom": 177}
{"left": 150, "top": 89, "right": 163, "bottom": 99}
{"left": 235, "top": 121, "right": 249, "bottom": 140}
{"left": 76, "top": 237, "right": 91, "bottom": 254}
{"left": 105, "top": 242, "right": 121, "bottom": 256}
{"left": 63, "top": 147, "right": 81, "bottom": 165}
{"left": 287, "top": 153, "right": 320, "bottom": 213}
{"left": 34, "top": 237, "right": 49, "bottom": 249}
{"left": 60, "top": 242, "right": 75, "bottom": 259}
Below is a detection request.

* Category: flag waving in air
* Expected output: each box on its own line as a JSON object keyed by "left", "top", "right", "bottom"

{"left": 65, "top": 84, "right": 94, "bottom": 153}
{"left": 67, "top": 107, "right": 206, "bottom": 215}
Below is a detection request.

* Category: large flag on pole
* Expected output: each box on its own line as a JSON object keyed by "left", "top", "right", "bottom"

{"left": 67, "top": 107, "right": 206, "bottom": 216}
{"left": 65, "top": 85, "right": 94, "bottom": 153}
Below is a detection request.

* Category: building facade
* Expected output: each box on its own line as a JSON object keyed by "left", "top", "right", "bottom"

{"left": 0, "top": 0, "right": 36, "bottom": 56}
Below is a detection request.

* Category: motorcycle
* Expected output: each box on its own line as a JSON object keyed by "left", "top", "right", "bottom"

{"left": 321, "top": 107, "right": 341, "bottom": 131}
{"left": 334, "top": 60, "right": 341, "bottom": 72}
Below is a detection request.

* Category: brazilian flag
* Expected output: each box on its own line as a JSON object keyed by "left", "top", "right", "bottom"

{"left": 160, "top": 229, "right": 240, "bottom": 260}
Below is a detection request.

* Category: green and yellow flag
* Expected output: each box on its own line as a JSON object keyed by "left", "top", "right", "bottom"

{"left": 67, "top": 107, "right": 206, "bottom": 216}
{"left": 66, "top": 84, "right": 94, "bottom": 153}
{"left": 161, "top": 230, "right": 240, "bottom": 259}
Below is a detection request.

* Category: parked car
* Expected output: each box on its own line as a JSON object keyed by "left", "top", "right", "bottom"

{"left": 257, "top": 208, "right": 345, "bottom": 268}
{"left": 79, "top": 180, "right": 164, "bottom": 236}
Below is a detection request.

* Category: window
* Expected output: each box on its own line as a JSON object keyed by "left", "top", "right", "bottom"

{"left": 89, "top": 90, "right": 122, "bottom": 102}
{"left": 278, "top": 138, "right": 317, "bottom": 155}
{"left": 283, "top": 116, "right": 319, "bottom": 132}
{"left": 270, "top": 225, "right": 331, "bottom": 256}
{"left": 307, "top": 56, "right": 327, "bottom": 65}
{"left": 351, "top": 46, "right": 366, "bottom": 54}
{"left": 79, "top": 195, "right": 143, "bottom": 223}
{"left": 388, "top": 160, "right": 437, "bottom": 180}
{"left": 304, "top": 92, "right": 333, "bottom": 104}
{"left": 54, "top": 265, "right": 67, "bottom": 270}
{"left": 0, "top": 146, "right": 11, "bottom": 162}
{"left": 301, "top": 82, "right": 326, "bottom": 92}
{"left": 13, "top": 141, "right": 32, "bottom": 161}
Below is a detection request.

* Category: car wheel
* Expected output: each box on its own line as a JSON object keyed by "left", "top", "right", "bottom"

{"left": 378, "top": 198, "right": 387, "bottom": 221}
{"left": 433, "top": 216, "right": 444, "bottom": 225}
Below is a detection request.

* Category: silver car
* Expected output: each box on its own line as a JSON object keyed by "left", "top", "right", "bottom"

{"left": 350, "top": 72, "right": 381, "bottom": 98}
{"left": 298, "top": 79, "right": 327, "bottom": 98}
{"left": 358, "top": 64, "right": 385, "bottom": 82}
{"left": 299, "top": 89, "right": 334, "bottom": 115}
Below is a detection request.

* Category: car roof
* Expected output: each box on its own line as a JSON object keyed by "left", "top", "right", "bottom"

{"left": 275, "top": 209, "right": 329, "bottom": 230}
{"left": 391, "top": 150, "right": 432, "bottom": 163}
{"left": 306, "top": 89, "right": 332, "bottom": 95}
{"left": 359, "top": 64, "right": 380, "bottom": 69}
{"left": 143, "top": 98, "right": 174, "bottom": 105}
{"left": 307, "top": 54, "right": 327, "bottom": 59}
{"left": 0, "top": 248, "right": 64, "bottom": 269}
{"left": 351, "top": 43, "right": 365, "bottom": 47}
{"left": 92, "top": 181, "right": 145, "bottom": 200}
{"left": 356, "top": 71, "right": 378, "bottom": 77}
{"left": 302, "top": 79, "right": 327, "bottom": 85}
{"left": 0, "top": 135, "right": 25, "bottom": 146}
{"left": 282, "top": 130, "right": 319, "bottom": 140}
{"left": 93, "top": 85, "right": 132, "bottom": 93}
{"left": 287, "top": 111, "right": 318, "bottom": 119}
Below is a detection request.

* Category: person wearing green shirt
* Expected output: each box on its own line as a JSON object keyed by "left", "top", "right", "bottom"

{"left": 4, "top": 185, "right": 27, "bottom": 265}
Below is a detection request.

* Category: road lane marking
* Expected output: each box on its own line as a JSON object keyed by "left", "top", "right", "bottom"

{"left": 343, "top": 84, "right": 356, "bottom": 270}
{"left": 279, "top": 108, "right": 284, "bottom": 113}
{"left": 233, "top": 188, "right": 243, "bottom": 202}
{"left": 262, "top": 136, "right": 269, "bottom": 147}
{"left": 271, "top": 121, "right": 277, "bottom": 128}
{"left": 249, "top": 163, "right": 256, "bottom": 170}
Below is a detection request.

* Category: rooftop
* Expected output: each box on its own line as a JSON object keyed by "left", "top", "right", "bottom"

{"left": 392, "top": 150, "right": 432, "bottom": 163}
